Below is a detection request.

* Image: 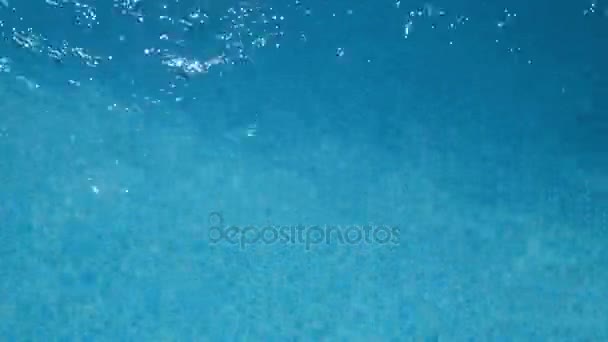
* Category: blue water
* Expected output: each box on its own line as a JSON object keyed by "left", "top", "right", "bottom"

{"left": 1, "top": 0, "right": 607, "bottom": 340}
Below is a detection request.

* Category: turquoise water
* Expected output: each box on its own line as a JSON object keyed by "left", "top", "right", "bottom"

{"left": 1, "top": 0, "right": 607, "bottom": 340}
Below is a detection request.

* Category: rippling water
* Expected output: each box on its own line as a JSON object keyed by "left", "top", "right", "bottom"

{"left": 0, "top": 0, "right": 607, "bottom": 340}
